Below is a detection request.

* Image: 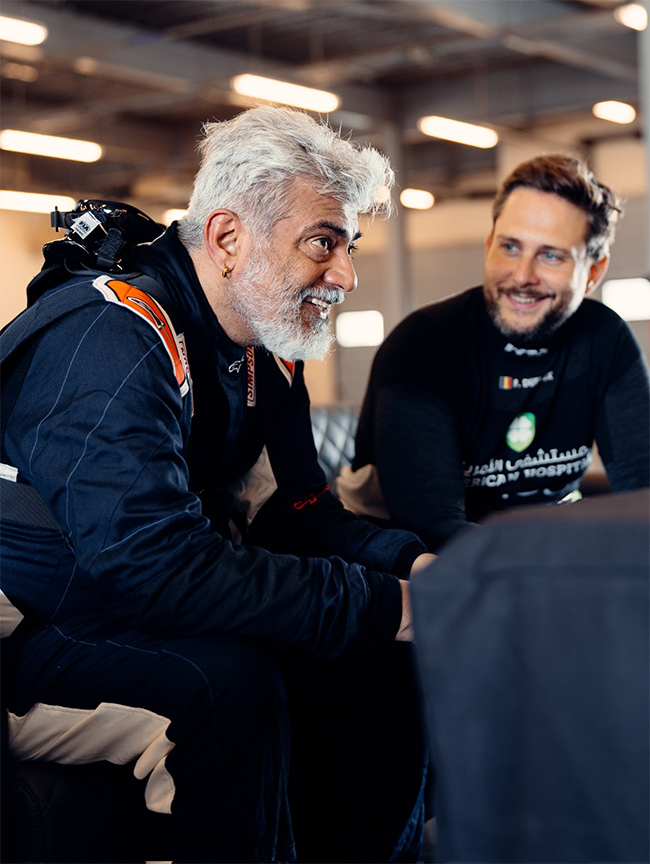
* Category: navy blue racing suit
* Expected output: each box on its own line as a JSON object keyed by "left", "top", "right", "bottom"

{"left": 0, "top": 225, "right": 428, "bottom": 862}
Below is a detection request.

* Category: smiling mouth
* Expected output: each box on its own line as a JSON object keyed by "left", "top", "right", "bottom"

{"left": 303, "top": 296, "right": 332, "bottom": 320}
{"left": 503, "top": 291, "right": 552, "bottom": 308}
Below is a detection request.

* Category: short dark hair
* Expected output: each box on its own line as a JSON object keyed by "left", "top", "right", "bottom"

{"left": 492, "top": 154, "right": 622, "bottom": 261}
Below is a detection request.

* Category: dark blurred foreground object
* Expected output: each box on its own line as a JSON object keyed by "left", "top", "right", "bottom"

{"left": 412, "top": 488, "right": 649, "bottom": 863}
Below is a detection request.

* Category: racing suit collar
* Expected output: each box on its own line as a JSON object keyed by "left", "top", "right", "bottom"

{"left": 131, "top": 223, "right": 249, "bottom": 372}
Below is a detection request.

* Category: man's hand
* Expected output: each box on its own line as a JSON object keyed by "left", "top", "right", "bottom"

{"left": 410, "top": 552, "right": 437, "bottom": 576}
{"left": 396, "top": 580, "right": 414, "bottom": 641}
{"left": 396, "top": 555, "right": 437, "bottom": 641}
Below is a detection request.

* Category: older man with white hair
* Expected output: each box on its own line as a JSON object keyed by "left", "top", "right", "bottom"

{"left": 0, "top": 107, "right": 433, "bottom": 863}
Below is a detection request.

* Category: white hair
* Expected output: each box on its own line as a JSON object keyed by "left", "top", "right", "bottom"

{"left": 178, "top": 106, "right": 394, "bottom": 249}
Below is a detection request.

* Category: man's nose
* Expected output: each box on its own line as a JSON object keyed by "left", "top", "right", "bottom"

{"left": 323, "top": 249, "right": 357, "bottom": 294}
{"left": 512, "top": 255, "right": 539, "bottom": 286}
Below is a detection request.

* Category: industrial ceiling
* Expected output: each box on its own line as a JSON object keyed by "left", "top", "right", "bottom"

{"left": 1, "top": 0, "right": 646, "bottom": 213}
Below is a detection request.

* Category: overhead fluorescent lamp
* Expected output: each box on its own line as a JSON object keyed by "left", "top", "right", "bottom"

{"left": 602, "top": 278, "right": 650, "bottom": 321}
{"left": 231, "top": 74, "right": 340, "bottom": 112}
{"left": 0, "top": 130, "right": 103, "bottom": 162}
{"left": 0, "top": 191, "right": 76, "bottom": 213}
{"left": 2, "top": 62, "right": 39, "bottom": 82}
{"left": 336, "top": 310, "right": 384, "bottom": 348}
{"left": 614, "top": 3, "right": 648, "bottom": 30}
{"left": 400, "top": 188, "right": 435, "bottom": 210}
{"left": 374, "top": 184, "right": 392, "bottom": 206}
{"left": 0, "top": 15, "right": 47, "bottom": 45}
{"left": 163, "top": 208, "right": 188, "bottom": 225}
{"left": 418, "top": 115, "right": 498, "bottom": 149}
{"left": 592, "top": 101, "right": 636, "bottom": 124}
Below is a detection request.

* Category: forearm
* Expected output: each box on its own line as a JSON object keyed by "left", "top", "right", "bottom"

{"left": 254, "top": 367, "right": 428, "bottom": 574}
{"left": 250, "top": 485, "right": 427, "bottom": 576}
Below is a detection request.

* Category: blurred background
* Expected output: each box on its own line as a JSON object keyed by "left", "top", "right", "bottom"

{"left": 1, "top": 0, "right": 648, "bottom": 403}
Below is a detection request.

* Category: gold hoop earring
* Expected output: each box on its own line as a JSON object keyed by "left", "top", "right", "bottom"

{"left": 222, "top": 264, "right": 231, "bottom": 278}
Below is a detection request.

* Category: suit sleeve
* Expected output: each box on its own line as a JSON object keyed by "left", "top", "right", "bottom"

{"left": 4, "top": 303, "right": 402, "bottom": 656}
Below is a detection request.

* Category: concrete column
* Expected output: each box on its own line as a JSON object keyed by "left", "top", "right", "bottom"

{"left": 380, "top": 119, "right": 413, "bottom": 332}
{"left": 495, "top": 132, "right": 580, "bottom": 184}
{"left": 640, "top": 0, "right": 650, "bottom": 273}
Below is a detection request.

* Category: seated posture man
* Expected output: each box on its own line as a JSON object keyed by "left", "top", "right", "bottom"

{"left": 0, "top": 107, "right": 434, "bottom": 863}
{"left": 340, "top": 154, "right": 650, "bottom": 552}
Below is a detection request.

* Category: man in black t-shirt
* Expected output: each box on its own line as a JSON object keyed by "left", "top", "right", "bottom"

{"left": 339, "top": 154, "right": 650, "bottom": 552}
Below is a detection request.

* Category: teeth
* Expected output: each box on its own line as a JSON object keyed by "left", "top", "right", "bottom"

{"left": 511, "top": 294, "right": 541, "bottom": 304}
{"left": 305, "top": 297, "right": 330, "bottom": 319}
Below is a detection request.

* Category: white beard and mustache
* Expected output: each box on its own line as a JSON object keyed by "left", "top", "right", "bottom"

{"left": 228, "top": 247, "right": 344, "bottom": 361}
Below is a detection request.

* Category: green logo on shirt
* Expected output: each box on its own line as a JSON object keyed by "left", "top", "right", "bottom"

{"left": 506, "top": 413, "right": 536, "bottom": 452}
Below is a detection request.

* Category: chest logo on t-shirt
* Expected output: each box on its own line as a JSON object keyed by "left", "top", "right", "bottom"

{"left": 506, "top": 413, "right": 536, "bottom": 452}
{"left": 504, "top": 342, "right": 548, "bottom": 357}
{"left": 499, "top": 370, "right": 554, "bottom": 390}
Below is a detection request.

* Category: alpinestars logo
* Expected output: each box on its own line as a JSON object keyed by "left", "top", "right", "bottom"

{"left": 506, "top": 413, "right": 536, "bottom": 452}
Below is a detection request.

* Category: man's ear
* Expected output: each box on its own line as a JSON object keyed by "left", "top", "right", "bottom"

{"left": 203, "top": 210, "right": 244, "bottom": 273}
{"left": 586, "top": 255, "right": 610, "bottom": 295}
{"left": 485, "top": 232, "right": 494, "bottom": 254}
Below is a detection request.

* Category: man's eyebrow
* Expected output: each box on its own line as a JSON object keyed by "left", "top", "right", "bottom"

{"left": 539, "top": 243, "right": 570, "bottom": 255}
{"left": 308, "top": 220, "right": 362, "bottom": 242}
{"left": 497, "top": 234, "right": 570, "bottom": 254}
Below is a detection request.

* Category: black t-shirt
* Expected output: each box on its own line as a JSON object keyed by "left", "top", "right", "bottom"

{"left": 352, "top": 287, "right": 650, "bottom": 551}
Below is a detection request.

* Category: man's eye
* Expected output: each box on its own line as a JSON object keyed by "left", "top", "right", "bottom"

{"left": 348, "top": 242, "right": 358, "bottom": 258}
{"left": 313, "top": 237, "right": 333, "bottom": 252}
{"left": 502, "top": 242, "right": 518, "bottom": 254}
{"left": 541, "top": 251, "right": 560, "bottom": 262}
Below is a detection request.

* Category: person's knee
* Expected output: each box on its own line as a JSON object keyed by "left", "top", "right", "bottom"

{"left": 217, "top": 638, "right": 287, "bottom": 723}
{"left": 165, "top": 636, "right": 287, "bottom": 741}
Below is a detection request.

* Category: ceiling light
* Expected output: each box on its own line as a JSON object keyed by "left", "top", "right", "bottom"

{"left": 614, "top": 3, "right": 648, "bottom": 30}
{"left": 418, "top": 115, "right": 498, "bottom": 149}
{"left": 231, "top": 74, "right": 340, "bottom": 112}
{"left": 400, "top": 188, "right": 435, "bottom": 210}
{"left": 336, "top": 311, "right": 384, "bottom": 348}
{"left": 374, "top": 185, "right": 392, "bottom": 206}
{"left": 592, "top": 101, "right": 636, "bottom": 124}
{"left": 0, "top": 15, "right": 47, "bottom": 46}
{"left": 602, "top": 278, "right": 650, "bottom": 320}
{"left": 0, "top": 191, "right": 76, "bottom": 213}
{"left": 2, "top": 62, "right": 39, "bottom": 82}
{"left": 0, "top": 130, "right": 103, "bottom": 162}
{"left": 163, "top": 208, "right": 188, "bottom": 225}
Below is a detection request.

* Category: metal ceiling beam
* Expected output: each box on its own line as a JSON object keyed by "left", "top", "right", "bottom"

{"left": 400, "top": 60, "right": 638, "bottom": 131}
{"left": 294, "top": 0, "right": 635, "bottom": 91}
{"left": 402, "top": 0, "right": 637, "bottom": 81}
{"left": 1, "top": 0, "right": 393, "bottom": 127}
